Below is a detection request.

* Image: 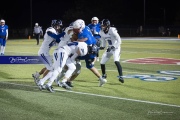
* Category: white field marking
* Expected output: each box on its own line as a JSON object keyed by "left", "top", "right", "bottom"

{"left": 123, "top": 51, "right": 180, "bottom": 55}
{"left": 122, "top": 57, "right": 180, "bottom": 65}
{"left": 0, "top": 81, "right": 179, "bottom": 108}
{"left": 81, "top": 67, "right": 180, "bottom": 77}
{"left": 121, "top": 37, "right": 180, "bottom": 40}
{"left": 6, "top": 51, "right": 37, "bottom": 55}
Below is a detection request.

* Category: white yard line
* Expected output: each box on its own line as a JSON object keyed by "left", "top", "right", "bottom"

{"left": 0, "top": 81, "right": 180, "bottom": 108}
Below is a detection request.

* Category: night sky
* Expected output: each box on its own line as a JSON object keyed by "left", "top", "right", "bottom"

{"left": 0, "top": 0, "right": 180, "bottom": 29}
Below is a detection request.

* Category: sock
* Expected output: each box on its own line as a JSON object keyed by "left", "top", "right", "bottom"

{"left": 101, "top": 64, "right": 106, "bottom": 75}
{"left": 0, "top": 46, "right": 3, "bottom": 54}
{"left": 115, "top": 61, "right": 123, "bottom": 76}
{"left": 2, "top": 46, "right": 5, "bottom": 54}
{"left": 39, "top": 71, "right": 53, "bottom": 85}
{"left": 56, "top": 69, "right": 66, "bottom": 81}
{"left": 47, "top": 70, "right": 59, "bottom": 86}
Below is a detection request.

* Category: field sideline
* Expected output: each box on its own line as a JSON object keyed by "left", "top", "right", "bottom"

{"left": 0, "top": 38, "right": 180, "bottom": 120}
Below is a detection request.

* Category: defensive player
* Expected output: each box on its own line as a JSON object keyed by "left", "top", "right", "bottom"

{"left": 32, "top": 19, "right": 65, "bottom": 85}
{"left": 99, "top": 19, "right": 124, "bottom": 83}
{"left": 38, "top": 41, "right": 88, "bottom": 92}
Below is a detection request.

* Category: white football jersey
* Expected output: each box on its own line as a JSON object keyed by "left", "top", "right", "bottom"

{"left": 38, "top": 27, "right": 57, "bottom": 53}
{"left": 99, "top": 27, "right": 121, "bottom": 48}
{"left": 59, "top": 41, "right": 87, "bottom": 56}
{"left": 58, "top": 26, "right": 73, "bottom": 48}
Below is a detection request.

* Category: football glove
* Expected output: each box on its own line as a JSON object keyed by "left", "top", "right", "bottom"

{"left": 99, "top": 47, "right": 105, "bottom": 50}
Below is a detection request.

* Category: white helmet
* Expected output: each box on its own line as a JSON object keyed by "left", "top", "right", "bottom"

{"left": 73, "top": 19, "right": 85, "bottom": 32}
{"left": 35, "top": 23, "right": 38, "bottom": 26}
{"left": 77, "top": 42, "right": 88, "bottom": 56}
{"left": 0, "top": 19, "right": 5, "bottom": 23}
{"left": 91, "top": 17, "right": 99, "bottom": 25}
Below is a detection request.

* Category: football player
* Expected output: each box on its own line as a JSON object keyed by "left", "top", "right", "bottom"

{"left": 88, "top": 17, "right": 101, "bottom": 61}
{"left": 32, "top": 19, "right": 65, "bottom": 85}
{"left": 99, "top": 19, "right": 124, "bottom": 83}
{"left": 38, "top": 41, "right": 88, "bottom": 92}
{"left": 0, "top": 19, "right": 8, "bottom": 56}
{"left": 72, "top": 19, "right": 107, "bottom": 87}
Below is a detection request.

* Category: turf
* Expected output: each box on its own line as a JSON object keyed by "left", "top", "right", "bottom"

{"left": 0, "top": 38, "right": 180, "bottom": 120}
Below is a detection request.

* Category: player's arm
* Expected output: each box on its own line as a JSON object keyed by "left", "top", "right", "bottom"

{"left": 47, "top": 31, "right": 65, "bottom": 43}
{"left": 77, "top": 37, "right": 88, "bottom": 42}
{"left": 111, "top": 28, "right": 121, "bottom": 48}
{"left": 6, "top": 29, "right": 8, "bottom": 40}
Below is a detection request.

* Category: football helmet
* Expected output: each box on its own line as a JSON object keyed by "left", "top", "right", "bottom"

{"left": 51, "top": 19, "right": 63, "bottom": 31}
{"left": 73, "top": 19, "right": 85, "bottom": 34}
{"left": 100, "top": 19, "right": 110, "bottom": 33}
{"left": 0, "top": 19, "right": 5, "bottom": 25}
{"left": 0, "top": 19, "right": 5, "bottom": 23}
{"left": 91, "top": 17, "right": 99, "bottom": 25}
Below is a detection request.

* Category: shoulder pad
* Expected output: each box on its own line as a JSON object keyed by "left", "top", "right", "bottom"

{"left": 109, "top": 27, "right": 117, "bottom": 33}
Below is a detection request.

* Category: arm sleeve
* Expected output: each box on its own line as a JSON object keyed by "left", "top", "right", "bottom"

{"left": 6, "top": 29, "right": 8, "bottom": 40}
{"left": 47, "top": 31, "right": 65, "bottom": 42}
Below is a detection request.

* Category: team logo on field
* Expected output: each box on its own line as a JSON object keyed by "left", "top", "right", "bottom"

{"left": 123, "top": 74, "right": 177, "bottom": 82}
{"left": 123, "top": 57, "right": 180, "bottom": 65}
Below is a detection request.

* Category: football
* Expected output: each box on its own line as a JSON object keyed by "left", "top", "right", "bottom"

{"left": 71, "top": 33, "right": 78, "bottom": 41}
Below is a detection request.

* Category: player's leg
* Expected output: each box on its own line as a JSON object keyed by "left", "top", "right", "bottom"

{"left": 100, "top": 51, "right": 112, "bottom": 79}
{"left": 67, "top": 61, "right": 82, "bottom": 87}
{"left": 85, "top": 57, "right": 107, "bottom": 87}
{"left": 96, "top": 38, "right": 101, "bottom": 61}
{"left": 61, "top": 58, "right": 76, "bottom": 89}
{"left": 113, "top": 48, "right": 124, "bottom": 83}
{"left": 0, "top": 38, "right": 6, "bottom": 55}
{"left": 1, "top": 39, "right": 6, "bottom": 55}
{"left": 45, "top": 49, "right": 68, "bottom": 92}
{"left": 0, "top": 38, "right": 3, "bottom": 55}
{"left": 33, "top": 52, "right": 53, "bottom": 85}
{"left": 54, "top": 65, "right": 67, "bottom": 86}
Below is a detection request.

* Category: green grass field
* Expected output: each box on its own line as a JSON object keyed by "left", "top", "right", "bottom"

{"left": 0, "top": 38, "right": 180, "bottom": 120}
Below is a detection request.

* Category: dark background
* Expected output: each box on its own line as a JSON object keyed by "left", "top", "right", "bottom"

{"left": 0, "top": 0, "right": 180, "bottom": 37}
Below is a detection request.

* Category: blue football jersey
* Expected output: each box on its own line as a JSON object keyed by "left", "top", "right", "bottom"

{"left": 88, "top": 23, "right": 101, "bottom": 39}
{"left": 0, "top": 25, "right": 8, "bottom": 37}
{"left": 78, "top": 26, "right": 96, "bottom": 45}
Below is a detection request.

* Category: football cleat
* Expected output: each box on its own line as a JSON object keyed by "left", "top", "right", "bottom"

{"left": 45, "top": 85, "right": 55, "bottom": 93}
{"left": 32, "top": 71, "right": 40, "bottom": 85}
{"left": 118, "top": 76, "right": 124, "bottom": 83}
{"left": 54, "top": 79, "right": 61, "bottom": 87}
{"left": 99, "top": 77, "right": 107, "bottom": 87}
{"left": 66, "top": 81, "right": 74, "bottom": 87}
{"left": 102, "top": 74, "right": 107, "bottom": 79}
{"left": 38, "top": 85, "right": 46, "bottom": 91}
{"left": 62, "top": 82, "right": 72, "bottom": 90}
